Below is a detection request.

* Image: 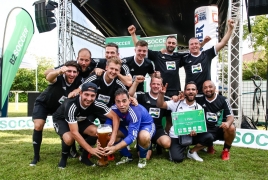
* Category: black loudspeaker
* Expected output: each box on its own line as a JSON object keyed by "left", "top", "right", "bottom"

{"left": 33, "top": 0, "right": 58, "bottom": 33}
{"left": 248, "top": 0, "right": 268, "bottom": 16}
{"left": 27, "top": 92, "right": 41, "bottom": 116}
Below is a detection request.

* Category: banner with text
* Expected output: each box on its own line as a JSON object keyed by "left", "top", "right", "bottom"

{"left": 0, "top": 116, "right": 53, "bottom": 130}
{"left": 1, "top": 7, "right": 34, "bottom": 108}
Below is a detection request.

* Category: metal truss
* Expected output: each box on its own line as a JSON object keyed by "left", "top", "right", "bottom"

{"left": 227, "top": 0, "right": 243, "bottom": 127}
{"left": 57, "top": 0, "right": 73, "bottom": 65}
{"left": 71, "top": 21, "right": 106, "bottom": 48}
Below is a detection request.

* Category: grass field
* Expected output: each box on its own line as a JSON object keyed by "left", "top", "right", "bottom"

{"left": 8, "top": 102, "right": 27, "bottom": 117}
{"left": 2, "top": 103, "right": 268, "bottom": 179}
{"left": 0, "top": 128, "right": 268, "bottom": 180}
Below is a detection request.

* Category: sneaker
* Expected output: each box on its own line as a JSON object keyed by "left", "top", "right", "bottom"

{"left": 138, "top": 158, "right": 146, "bottom": 168}
{"left": 79, "top": 156, "right": 95, "bottom": 166}
{"left": 29, "top": 157, "right": 39, "bottom": 166}
{"left": 69, "top": 150, "right": 79, "bottom": 158}
{"left": 187, "top": 150, "right": 203, "bottom": 162}
{"left": 221, "top": 148, "right": 230, "bottom": 161}
{"left": 116, "top": 156, "right": 133, "bottom": 165}
{"left": 207, "top": 146, "right": 216, "bottom": 154}
{"left": 107, "top": 154, "right": 115, "bottom": 161}
{"left": 58, "top": 158, "right": 67, "bottom": 169}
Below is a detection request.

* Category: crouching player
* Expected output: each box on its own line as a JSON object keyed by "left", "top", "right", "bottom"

{"left": 104, "top": 88, "right": 155, "bottom": 168}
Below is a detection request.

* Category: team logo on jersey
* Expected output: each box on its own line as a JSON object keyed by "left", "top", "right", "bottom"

{"left": 166, "top": 61, "right": 176, "bottom": 70}
{"left": 131, "top": 68, "right": 135, "bottom": 71}
{"left": 149, "top": 108, "right": 160, "bottom": 118}
{"left": 202, "top": 104, "right": 206, "bottom": 107}
{"left": 98, "top": 86, "right": 101, "bottom": 89}
{"left": 146, "top": 100, "right": 151, "bottom": 104}
{"left": 76, "top": 116, "right": 87, "bottom": 122}
{"left": 97, "top": 94, "right": 110, "bottom": 104}
{"left": 53, "top": 123, "right": 59, "bottom": 133}
{"left": 206, "top": 112, "right": 217, "bottom": 122}
{"left": 62, "top": 87, "right": 66, "bottom": 90}
{"left": 58, "top": 96, "right": 67, "bottom": 104}
{"left": 161, "top": 56, "right": 165, "bottom": 59}
{"left": 191, "top": 63, "right": 202, "bottom": 73}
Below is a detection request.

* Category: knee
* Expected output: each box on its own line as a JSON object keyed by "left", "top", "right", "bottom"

{"left": 62, "top": 133, "right": 74, "bottom": 146}
{"left": 138, "top": 136, "right": 151, "bottom": 148}
{"left": 34, "top": 120, "right": 45, "bottom": 131}
{"left": 171, "top": 155, "right": 184, "bottom": 163}
{"left": 160, "top": 138, "right": 171, "bottom": 149}
{"left": 226, "top": 124, "right": 236, "bottom": 135}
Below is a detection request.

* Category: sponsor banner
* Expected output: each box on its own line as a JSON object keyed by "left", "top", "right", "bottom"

{"left": 1, "top": 8, "right": 34, "bottom": 108}
{"left": 141, "top": 34, "right": 177, "bottom": 51}
{"left": 195, "top": 6, "right": 219, "bottom": 88}
{"left": 214, "top": 128, "right": 268, "bottom": 150}
{"left": 0, "top": 116, "right": 53, "bottom": 130}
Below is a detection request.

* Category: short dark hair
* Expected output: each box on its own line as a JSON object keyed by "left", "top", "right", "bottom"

{"left": 114, "top": 88, "right": 129, "bottom": 99}
{"left": 135, "top": 40, "right": 148, "bottom": 47}
{"left": 166, "top": 35, "right": 177, "bottom": 41}
{"left": 64, "top": 60, "right": 81, "bottom": 72}
{"left": 184, "top": 81, "right": 197, "bottom": 90}
{"left": 105, "top": 43, "right": 119, "bottom": 53}
{"left": 78, "top": 48, "right": 92, "bottom": 57}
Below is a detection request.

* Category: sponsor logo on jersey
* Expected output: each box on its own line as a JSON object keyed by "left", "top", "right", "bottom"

{"left": 131, "top": 68, "right": 134, "bottom": 71}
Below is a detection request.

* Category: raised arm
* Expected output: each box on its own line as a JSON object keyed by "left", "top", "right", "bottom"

{"left": 128, "top": 75, "right": 145, "bottom": 96}
{"left": 156, "top": 83, "right": 168, "bottom": 109}
{"left": 215, "top": 19, "right": 235, "bottom": 53}
{"left": 128, "top": 25, "right": 138, "bottom": 45}
{"left": 46, "top": 66, "right": 68, "bottom": 83}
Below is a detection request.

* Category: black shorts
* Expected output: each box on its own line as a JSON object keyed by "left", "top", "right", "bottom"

{"left": 53, "top": 119, "right": 94, "bottom": 136}
{"left": 32, "top": 101, "right": 51, "bottom": 120}
{"left": 208, "top": 127, "right": 225, "bottom": 141}
{"left": 151, "top": 128, "right": 168, "bottom": 144}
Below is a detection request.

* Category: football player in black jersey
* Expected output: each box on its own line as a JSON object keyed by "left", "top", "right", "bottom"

{"left": 129, "top": 75, "right": 171, "bottom": 159}
{"left": 91, "top": 43, "right": 133, "bottom": 87}
{"left": 30, "top": 61, "right": 82, "bottom": 166}
{"left": 196, "top": 80, "right": 236, "bottom": 160}
{"left": 53, "top": 82, "right": 120, "bottom": 168}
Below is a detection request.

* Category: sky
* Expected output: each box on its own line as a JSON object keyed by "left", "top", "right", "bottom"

{"left": 0, "top": 0, "right": 253, "bottom": 67}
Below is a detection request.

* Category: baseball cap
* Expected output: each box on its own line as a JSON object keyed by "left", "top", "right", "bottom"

{"left": 81, "top": 82, "right": 98, "bottom": 93}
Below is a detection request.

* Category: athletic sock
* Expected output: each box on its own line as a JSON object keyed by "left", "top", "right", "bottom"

{"left": 115, "top": 139, "right": 131, "bottom": 157}
{"left": 32, "top": 129, "right": 42, "bottom": 160}
{"left": 223, "top": 143, "right": 231, "bottom": 150}
{"left": 138, "top": 144, "right": 149, "bottom": 158}
{"left": 86, "top": 136, "right": 98, "bottom": 146}
{"left": 59, "top": 140, "right": 71, "bottom": 168}
{"left": 71, "top": 141, "right": 77, "bottom": 152}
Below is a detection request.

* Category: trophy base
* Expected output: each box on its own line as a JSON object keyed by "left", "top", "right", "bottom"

{"left": 96, "top": 160, "right": 109, "bottom": 167}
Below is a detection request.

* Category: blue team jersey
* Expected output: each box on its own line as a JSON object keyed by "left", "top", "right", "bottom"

{"left": 110, "top": 104, "right": 154, "bottom": 145}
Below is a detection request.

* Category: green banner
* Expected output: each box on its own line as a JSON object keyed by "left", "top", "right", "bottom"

{"left": 105, "top": 36, "right": 139, "bottom": 48}
{"left": 141, "top": 34, "right": 177, "bottom": 51}
{"left": 1, "top": 8, "right": 34, "bottom": 108}
{"left": 172, "top": 109, "right": 207, "bottom": 135}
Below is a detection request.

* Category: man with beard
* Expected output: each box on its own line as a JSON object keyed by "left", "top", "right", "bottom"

{"left": 45, "top": 48, "right": 95, "bottom": 79}
{"left": 122, "top": 40, "right": 156, "bottom": 92}
{"left": 30, "top": 61, "right": 82, "bottom": 166}
{"left": 129, "top": 75, "right": 171, "bottom": 159}
{"left": 52, "top": 82, "right": 120, "bottom": 168}
{"left": 104, "top": 88, "right": 155, "bottom": 168}
{"left": 157, "top": 81, "right": 213, "bottom": 162}
{"left": 196, "top": 80, "right": 236, "bottom": 160}
{"left": 91, "top": 43, "right": 133, "bottom": 87}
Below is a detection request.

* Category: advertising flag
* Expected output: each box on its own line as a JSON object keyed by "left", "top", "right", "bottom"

{"left": 0, "top": 7, "right": 34, "bottom": 109}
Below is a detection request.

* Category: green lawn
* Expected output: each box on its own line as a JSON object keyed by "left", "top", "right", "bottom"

{"left": 0, "top": 129, "right": 268, "bottom": 180}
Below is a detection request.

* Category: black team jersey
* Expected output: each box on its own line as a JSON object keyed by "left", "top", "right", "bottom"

{"left": 122, "top": 56, "right": 155, "bottom": 92}
{"left": 196, "top": 94, "right": 233, "bottom": 133}
{"left": 148, "top": 50, "right": 187, "bottom": 92}
{"left": 181, "top": 47, "right": 216, "bottom": 93}
{"left": 35, "top": 75, "right": 83, "bottom": 114}
{"left": 83, "top": 72, "right": 127, "bottom": 107}
{"left": 91, "top": 58, "right": 131, "bottom": 76}
{"left": 53, "top": 96, "right": 110, "bottom": 123}
{"left": 136, "top": 92, "right": 170, "bottom": 129}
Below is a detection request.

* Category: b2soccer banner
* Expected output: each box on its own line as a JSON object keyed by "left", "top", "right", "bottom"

{"left": 1, "top": 7, "right": 34, "bottom": 109}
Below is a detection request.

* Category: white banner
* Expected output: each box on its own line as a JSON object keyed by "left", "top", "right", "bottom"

{"left": 195, "top": 6, "right": 219, "bottom": 89}
{"left": 0, "top": 116, "right": 53, "bottom": 130}
{"left": 215, "top": 128, "right": 268, "bottom": 150}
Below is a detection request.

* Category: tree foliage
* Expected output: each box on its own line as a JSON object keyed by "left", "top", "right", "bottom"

{"left": 243, "top": 15, "right": 268, "bottom": 80}
{"left": 9, "top": 56, "right": 54, "bottom": 102}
